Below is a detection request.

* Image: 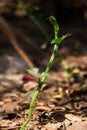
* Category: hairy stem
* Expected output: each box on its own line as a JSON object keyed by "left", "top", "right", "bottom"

{"left": 20, "top": 44, "right": 58, "bottom": 130}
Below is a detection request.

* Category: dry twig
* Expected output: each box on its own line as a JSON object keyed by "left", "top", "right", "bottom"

{"left": 0, "top": 15, "right": 35, "bottom": 68}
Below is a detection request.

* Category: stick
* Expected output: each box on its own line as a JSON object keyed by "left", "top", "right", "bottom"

{"left": 12, "top": 26, "right": 41, "bottom": 52}
{"left": 0, "top": 15, "right": 35, "bottom": 68}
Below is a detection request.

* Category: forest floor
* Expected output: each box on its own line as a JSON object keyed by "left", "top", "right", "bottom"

{"left": 0, "top": 15, "right": 87, "bottom": 130}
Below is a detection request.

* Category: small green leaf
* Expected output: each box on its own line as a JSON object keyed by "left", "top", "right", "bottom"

{"left": 28, "top": 68, "right": 39, "bottom": 74}
{"left": 49, "top": 16, "right": 71, "bottom": 45}
{"left": 49, "top": 16, "right": 59, "bottom": 39}
{"left": 41, "top": 72, "right": 50, "bottom": 77}
{"left": 51, "top": 38, "right": 59, "bottom": 44}
{"left": 23, "top": 68, "right": 40, "bottom": 78}
{"left": 23, "top": 68, "right": 50, "bottom": 79}
{"left": 49, "top": 16, "right": 59, "bottom": 31}
{"left": 51, "top": 33, "right": 71, "bottom": 45}
{"left": 59, "top": 33, "right": 71, "bottom": 43}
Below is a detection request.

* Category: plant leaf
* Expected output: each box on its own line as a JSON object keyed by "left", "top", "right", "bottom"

{"left": 23, "top": 68, "right": 50, "bottom": 79}
{"left": 49, "top": 16, "right": 59, "bottom": 39}
{"left": 51, "top": 33, "right": 71, "bottom": 45}
{"left": 28, "top": 68, "right": 39, "bottom": 74}
{"left": 23, "top": 68, "right": 41, "bottom": 78}
{"left": 58, "top": 33, "right": 71, "bottom": 44}
{"left": 49, "top": 16, "right": 71, "bottom": 45}
{"left": 41, "top": 72, "right": 50, "bottom": 77}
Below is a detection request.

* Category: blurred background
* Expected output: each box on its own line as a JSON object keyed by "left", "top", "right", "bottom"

{"left": 0, "top": 0, "right": 87, "bottom": 72}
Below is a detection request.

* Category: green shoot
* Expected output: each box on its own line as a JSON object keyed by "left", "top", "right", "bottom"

{"left": 23, "top": 68, "right": 50, "bottom": 79}
{"left": 20, "top": 16, "right": 71, "bottom": 130}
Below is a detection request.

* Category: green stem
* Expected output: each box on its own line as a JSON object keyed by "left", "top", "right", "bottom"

{"left": 41, "top": 44, "right": 58, "bottom": 84}
{"left": 20, "top": 88, "right": 39, "bottom": 130}
{"left": 20, "top": 44, "right": 58, "bottom": 130}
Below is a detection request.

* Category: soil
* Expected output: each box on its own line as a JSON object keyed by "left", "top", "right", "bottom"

{"left": 0, "top": 14, "right": 87, "bottom": 130}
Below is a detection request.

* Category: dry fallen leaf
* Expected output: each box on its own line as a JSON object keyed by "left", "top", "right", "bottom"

{"left": 67, "top": 120, "right": 87, "bottom": 130}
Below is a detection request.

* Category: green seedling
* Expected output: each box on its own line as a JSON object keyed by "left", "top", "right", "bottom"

{"left": 55, "top": 57, "right": 77, "bottom": 78}
{"left": 20, "top": 16, "right": 71, "bottom": 130}
{"left": 61, "top": 60, "right": 73, "bottom": 78}
{"left": 61, "top": 60, "right": 80, "bottom": 78}
{"left": 23, "top": 68, "right": 50, "bottom": 79}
